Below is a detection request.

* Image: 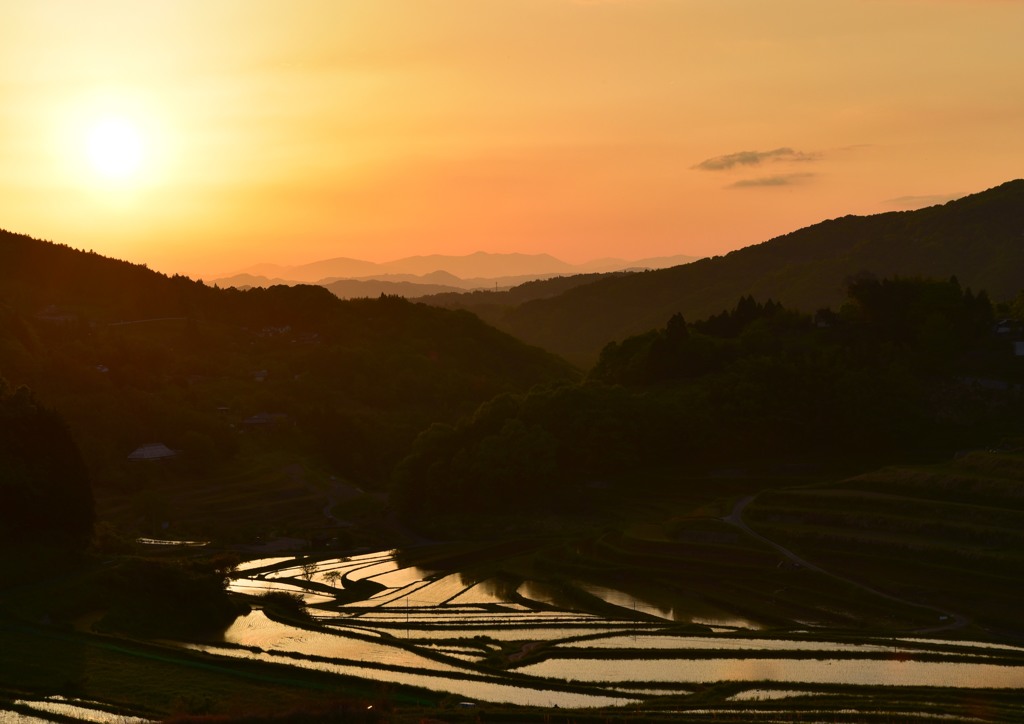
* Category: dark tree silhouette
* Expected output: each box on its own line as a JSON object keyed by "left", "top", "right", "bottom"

{"left": 0, "top": 378, "right": 94, "bottom": 549}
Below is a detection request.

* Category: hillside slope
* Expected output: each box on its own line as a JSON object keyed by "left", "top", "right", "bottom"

{"left": 0, "top": 229, "right": 576, "bottom": 510}
{"left": 476, "top": 180, "right": 1024, "bottom": 366}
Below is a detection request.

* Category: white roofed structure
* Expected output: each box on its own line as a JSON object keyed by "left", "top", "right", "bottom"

{"left": 127, "top": 443, "right": 178, "bottom": 461}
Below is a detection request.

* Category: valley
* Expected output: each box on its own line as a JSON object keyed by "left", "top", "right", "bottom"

{"left": 2, "top": 181, "right": 1024, "bottom": 722}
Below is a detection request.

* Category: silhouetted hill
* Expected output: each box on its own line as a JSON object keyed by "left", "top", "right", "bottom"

{"left": 417, "top": 272, "right": 626, "bottom": 327}
{"left": 448, "top": 180, "right": 1024, "bottom": 367}
{"left": 0, "top": 229, "right": 576, "bottom": 510}
{"left": 0, "top": 231, "right": 214, "bottom": 321}
{"left": 319, "top": 278, "right": 466, "bottom": 299}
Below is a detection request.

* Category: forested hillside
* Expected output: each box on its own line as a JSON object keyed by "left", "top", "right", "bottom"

{"left": 435, "top": 180, "right": 1024, "bottom": 366}
{"left": 417, "top": 271, "right": 621, "bottom": 327}
{"left": 0, "top": 229, "right": 575, "bottom": 539}
{"left": 394, "top": 277, "right": 1024, "bottom": 534}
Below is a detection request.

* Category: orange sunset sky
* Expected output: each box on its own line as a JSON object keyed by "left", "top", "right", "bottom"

{"left": 3, "top": 0, "right": 1023, "bottom": 278}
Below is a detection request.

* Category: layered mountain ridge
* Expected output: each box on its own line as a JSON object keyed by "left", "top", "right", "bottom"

{"left": 424, "top": 179, "right": 1024, "bottom": 366}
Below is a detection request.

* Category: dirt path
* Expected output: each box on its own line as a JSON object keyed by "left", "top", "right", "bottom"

{"left": 723, "top": 494, "right": 969, "bottom": 633}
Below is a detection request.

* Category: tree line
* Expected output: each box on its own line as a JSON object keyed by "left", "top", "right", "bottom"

{"left": 393, "top": 277, "right": 1023, "bottom": 529}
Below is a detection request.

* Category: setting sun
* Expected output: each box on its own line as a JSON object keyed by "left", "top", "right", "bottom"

{"left": 3, "top": 0, "right": 1023, "bottom": 276}
{"left": 85, "top": 117, "right": 145, "bottom": 180}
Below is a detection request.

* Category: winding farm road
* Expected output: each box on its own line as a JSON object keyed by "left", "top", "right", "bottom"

{"left": 723, "top": 494, "right": 969, "bottom": 633}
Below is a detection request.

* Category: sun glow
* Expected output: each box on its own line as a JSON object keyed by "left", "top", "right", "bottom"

{"left": 86, "top": 117, "right": 145, "bottom": 180}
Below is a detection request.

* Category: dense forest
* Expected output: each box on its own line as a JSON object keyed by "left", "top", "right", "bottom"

{"left": 393, "top": 277, "right": 1023, "bottom": 533}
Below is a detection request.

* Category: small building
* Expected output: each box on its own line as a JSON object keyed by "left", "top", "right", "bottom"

{"left": 994, "top": 319, "right": 1024, "bottom": 355}
{"left": 127, "top": 443, "right": 178, "bottom": 461}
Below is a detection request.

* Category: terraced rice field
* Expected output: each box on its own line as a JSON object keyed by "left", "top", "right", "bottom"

{"left": 742, "top": 450, "right": 1024, "bottom": 635}
{"left": 145, "top": 449, "right": 1024, "bottom": 718}
{"left": 204, "top": 548, "right": 1024, "bottom": 714}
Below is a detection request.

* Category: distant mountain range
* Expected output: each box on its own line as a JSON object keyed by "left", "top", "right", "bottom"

{"left": 7, "top": 180, "right": 1021, "bottom": 376}
{"left": 211, "top": 252, "right": 698, "bottom": 297}
{"left": 423, "top": 179, "right": 1024, "bottom": 367}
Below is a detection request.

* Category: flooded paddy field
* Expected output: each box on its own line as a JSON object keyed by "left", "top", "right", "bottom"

{"left": 0, "top": 696, "right": 150, "bottom": 723}
{"left": 204, "top": 548, "right": 1024, "bottom": 717}
{"left": 13, "top": 453, "right": 1021, "bottom": 721}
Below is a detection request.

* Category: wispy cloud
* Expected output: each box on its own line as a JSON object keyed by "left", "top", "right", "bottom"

{"left": 694, "top": 147, "right": 819, "bottom": 171}
{"left": 884, "top": 193, "right": 963, "bottom": 208}
{"left": 726, "top": 173, "right": 816, "bottom": 189}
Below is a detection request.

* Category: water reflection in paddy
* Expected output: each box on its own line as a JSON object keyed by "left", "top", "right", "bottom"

{"left": 228, "top": 578, "right": 335, "bottom": 604}
{"left": 181, "top": 642, "right": 635, "bottom": 709}
{"left": 519, "top": 657, "right": 1024, "bottom": 688}
{"left": 897, "top": 637, "right": 1024, "bottom": 653}
{"left": 233, "top": 556, "right": 292, "bottom": 572}
{"left": 352, "top": 580, "right": 431, "bottom": 606}
{"left": 338, "top": 624, "right": 640, "bottom": 642}
{"left": 447, "top": 579, "right": 518, "bottom": 605}
{"left": 7, "top": 697, "right": 151, "bottom": 723}
{"left": 729, "top": 689, "right": 821, "bottom": 701}
{"left": 219, "top": 611, "right": 466, "bottom": 673}
{"left": 343, "top": 560, "right": 401, "bottom": 581}
{"left": 368, "top": 565, "right": 435, "bottom": 588}
{"left": 0, "top": 711, "right": 50, "bottom": 723}
{"left": 558, "top": 634, "right": 965, "bottom": 654}
{"left": 223, "top": 550, "right": 1024, "bottom": 706}
{"left": 379, "top": 573, "right": 467, "bottom": 606}
{"left": 518, "top": 580, "right": 761, "bottom": 629}
{"left": 576, "top": 583, "right": 677, "bottom": 619}
{"left": 337, "top": 610, "right": 606, "bottom": 624}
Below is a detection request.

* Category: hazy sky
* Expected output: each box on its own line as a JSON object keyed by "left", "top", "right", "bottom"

{"left": 3, "top": 0, "right": 1022, "bottom": 277}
